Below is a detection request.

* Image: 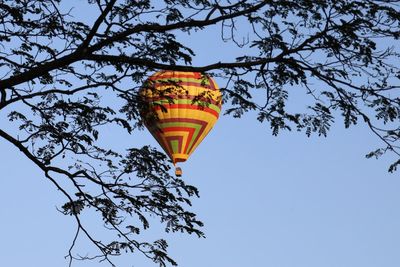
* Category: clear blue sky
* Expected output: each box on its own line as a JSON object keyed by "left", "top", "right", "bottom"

{"left": 1, "top": 2, "right": 400, "bottom": 267}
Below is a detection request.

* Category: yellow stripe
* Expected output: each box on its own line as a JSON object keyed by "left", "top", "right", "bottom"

{"left": 154, "top": 108, "right": 219, "bottom": 122}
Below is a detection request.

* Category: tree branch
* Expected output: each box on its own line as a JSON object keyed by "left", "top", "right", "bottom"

{"left": 77, "top": 0, "right": 117, "bottom": 51}
{"left": 0, "top": 127, "right": 116, "bottom": 265}
{"left": 84, "top": 54, "right": 283, "bottom": 71}
{"left": 90, "top": 1, "right": 268, "bottom": 51}
{"left": 0, "top": 88, "right": 6, "bottom": 103}
{"left": 0, "top": 82, "right": 116, "bottom": 110}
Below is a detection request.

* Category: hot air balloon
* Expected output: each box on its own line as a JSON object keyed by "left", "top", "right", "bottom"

{"left": 139, "top": 71, "right": 222, "bottom": 176}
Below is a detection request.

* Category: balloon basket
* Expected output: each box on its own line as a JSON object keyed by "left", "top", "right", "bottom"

{"left": 175, "top": 167, "right": 182, "bottom": 177}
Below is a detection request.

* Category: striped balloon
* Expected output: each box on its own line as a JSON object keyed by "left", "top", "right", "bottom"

{"left": 140, "top": 71, "right": 222, "bottom": 165}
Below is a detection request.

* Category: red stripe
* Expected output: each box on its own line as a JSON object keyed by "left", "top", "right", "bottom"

{"left": 159, "top": 118, "right": 208, "bottom": 154}
{"left": 182, "top": 127, "right": 195, "bottom": 153}
{"left": 160, "top": 126, "right": 195, "bottom": 154}
{"left": 151, "top": 81, "right": 214, "bottom": 90}
{"left": 150, "top": 72, "right": 204, "bottom": 80}
{"left": 153, "top": 104, "right": 220, "bottom": 118}
{"left": 153, "top": 130, "right": 173, "bottom": 157}
{"left": 147, "top": 95, "right": 221, "bottom": 107}
{"left": 148, "top": 72, "right": 219, "bottom": 91}
{"left": 207, "top": 76, "right": 217, "bottom": 90}
{"left": 166, "top": 136, "right": 183, "bottom": 154}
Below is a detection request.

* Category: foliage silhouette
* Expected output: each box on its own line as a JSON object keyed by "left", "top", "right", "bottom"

{"left": 0, "top": 0, "right": 399, "bottom": 266}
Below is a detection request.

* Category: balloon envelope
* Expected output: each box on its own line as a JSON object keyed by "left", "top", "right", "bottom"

{"left": 140, "top": 71, "right": 222, "bottom": 164}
